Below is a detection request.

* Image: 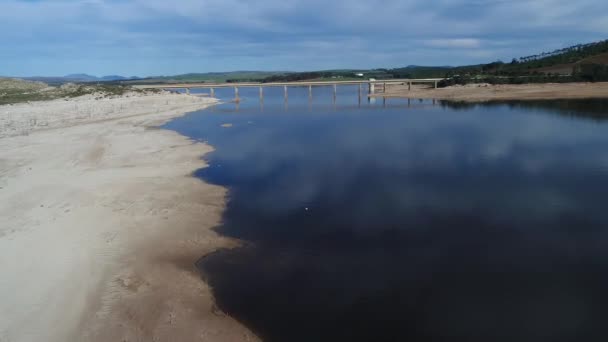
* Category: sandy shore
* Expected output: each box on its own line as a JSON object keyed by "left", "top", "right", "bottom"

{"left": 0, "top": 93, "right": 258, "bottom": 342}
{"left": 375, "top": 82, "right": 608, "bottom": 102}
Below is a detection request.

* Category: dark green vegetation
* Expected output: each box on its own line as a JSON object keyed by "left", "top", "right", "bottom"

{"left": 0, "top": 78, "right": 152, "bottom": 105}
{"left": 258, "top": 67, "right": 454, "bottom": 83}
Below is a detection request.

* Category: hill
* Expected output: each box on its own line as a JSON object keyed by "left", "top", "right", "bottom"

{"left": 64, "top": 74, "right": 99, "bottom": 81}
{"left": 535, "top": 52, "right": 608, "bottom": 75}
{"left": 452, "top": 39, "right": 608, "bottom": 76}
{"left": 0, "top": 77, "right": 151, "bottom": 105}
{"left": 515, "top": 40, "right": 608, "bottom": 73}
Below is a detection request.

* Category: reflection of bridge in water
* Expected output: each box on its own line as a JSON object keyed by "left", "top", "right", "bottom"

{"left": 135, "top": 78, "right": 446, "bottom": 104}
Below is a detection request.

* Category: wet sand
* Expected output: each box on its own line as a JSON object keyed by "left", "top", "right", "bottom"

{"left": 374, "top": 82, "right": 608, "bottom": 102}
{"left": 0, "top": 93, "right": 258, "bottom": 342}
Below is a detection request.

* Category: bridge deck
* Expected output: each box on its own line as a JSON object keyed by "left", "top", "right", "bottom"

{"left": 134, "top": 78, "right": 445, "bottom": 89}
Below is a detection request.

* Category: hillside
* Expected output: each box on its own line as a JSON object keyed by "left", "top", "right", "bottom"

{"left": 516, "top": 40, "right": 608, "bottom": 72}
{"left": 0, "top": 77, "right": 151, "bottom": 105}
{"left": 459, "top": 39, "right": 608, "bottom": 76}
{"left": 0, "top": 78, "right": 58, "bottom": 104}
{"left": 536, "top": 52, "right": 608, "bottom": 75}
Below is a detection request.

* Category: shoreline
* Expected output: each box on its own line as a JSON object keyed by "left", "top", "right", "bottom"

{"left": 370, "top": 82, "right": 608, "bottom": 102}
{"left": 0, "top": 93, "right": 258, "bottom": 342}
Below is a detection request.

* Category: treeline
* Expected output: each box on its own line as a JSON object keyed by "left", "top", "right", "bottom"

{"left": 225, "top": 78, "right": 269, "bottom": 83}
{"left": 439, "top": 66, "right": 608, "bottom": 86}
{"left": 439, "top": 68, "right": 608, "bottom": 87}
{"left": 516, "top": 40, "right": 608, "bottom": 64}
{"left": 574, "top": 63, "right": 608, "bottom": 81}
{"left": 439, "top": 75, "right": 576, "bottom": 87}
{"left": 262, "top": 72, "right": 331, "bottom": 83}
{"left": 260, "top": 70, "right": 395, "bottom": 83}
{"left": 257, "top": 67, "right": 450, "bottom": 83}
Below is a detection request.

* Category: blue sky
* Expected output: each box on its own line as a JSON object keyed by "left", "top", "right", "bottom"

{"left": 1, "top": 0, "right": 607, "bottom": 77}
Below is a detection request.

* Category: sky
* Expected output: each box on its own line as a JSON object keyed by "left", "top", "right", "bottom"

{"left": 1, "top": 0, "right": 607, "bottom": 77}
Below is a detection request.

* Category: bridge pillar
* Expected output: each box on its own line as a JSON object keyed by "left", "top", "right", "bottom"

{"left": 259, "top": 86, "right": 264, "bottom": 102}
{"left": 333, "top": 84, "right": 337, "bottom": 102}
{"left": 408, "top": 82, "right": 411, "bottom": 91}
{"left": 284, "top": 86, "right": 288, "bottom": 102}
{"left": 434, "top": 81, "right": 438, "bottom": 89}
{"left": 383, "top": 82, "right": 386, "bottom": 93}
{"left": 308, "top": 85, "right": 312, "bottom": 100}
{"left": 210, "top": 88, "right": 215, "bottom": 97}
{"left": 186, "top": 88, "right": 190, "bottom": 95}
{"left": 234, "top": 87, "right": 239, "bottom": 101}
{"left": 369, "top": 82, "right": 375, "bottom": 95}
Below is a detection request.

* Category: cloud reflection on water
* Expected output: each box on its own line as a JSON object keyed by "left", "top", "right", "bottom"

{"left": 166, "top": 96, "right": 608, "bottom": 341}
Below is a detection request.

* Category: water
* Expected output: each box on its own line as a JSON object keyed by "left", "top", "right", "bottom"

{"left": 164, "top": 87, "right": 608, "bottom": 341}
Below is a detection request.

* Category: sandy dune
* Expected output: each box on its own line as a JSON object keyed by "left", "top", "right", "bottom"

{"left": 0, "top": 93, "right": 258, "bottom": 342}
{"left": 376, "top": 82, "right": 608, "bottom": 101}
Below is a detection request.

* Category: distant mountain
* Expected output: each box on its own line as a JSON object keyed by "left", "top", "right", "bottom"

{"left": 64, "top": 73, "right": 99, "bottom": 81}
{"left": 63, "top": 74, "right": 132, "bottom": 82}
{"left": 100, "top": 75, "right": 128, "bottom": 81}
{"left": 22, "top": 76, "right": 77, "bottom": 85}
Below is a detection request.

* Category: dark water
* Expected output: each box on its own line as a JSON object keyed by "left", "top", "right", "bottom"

{"left": 164, "top": 87, "right": 608, "bottom": 342}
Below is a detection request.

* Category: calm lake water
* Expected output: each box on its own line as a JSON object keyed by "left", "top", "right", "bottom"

{"left": 164, "top": 86, "right": 608, "bottom": 342}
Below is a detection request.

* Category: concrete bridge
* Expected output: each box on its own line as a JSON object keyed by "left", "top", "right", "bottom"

{"left": 135, "top": 78, "right": 445, "bottom": 102}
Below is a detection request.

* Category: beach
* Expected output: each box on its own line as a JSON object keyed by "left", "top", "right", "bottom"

{"left": 376, "top": 82, "right": 608, "bottom": 101}
{"left": 0, "top": 93, "right": 258, "bottom": 342}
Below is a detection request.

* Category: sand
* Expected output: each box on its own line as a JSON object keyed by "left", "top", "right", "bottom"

{"left": 375, "top": 82, "right": 608, "bottom": 101}
{"left": 0, "top": 93, "right": 259, "bottom": 342}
